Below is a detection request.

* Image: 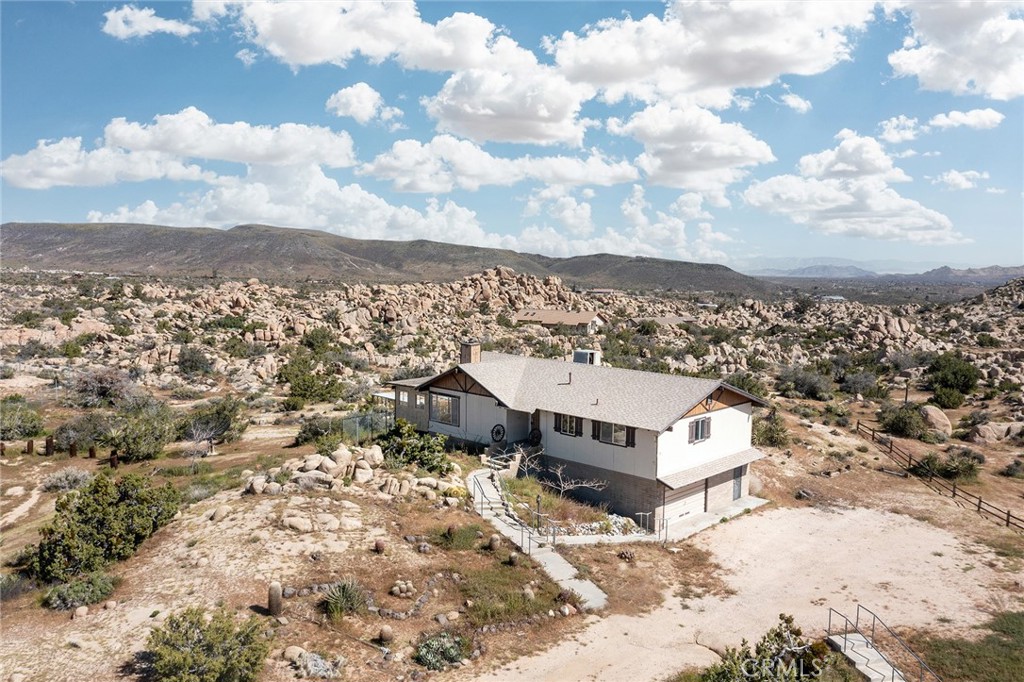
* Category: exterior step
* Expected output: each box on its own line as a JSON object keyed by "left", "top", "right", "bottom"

{"left": 827, "top": 634, "right": 906, "bottom": 682}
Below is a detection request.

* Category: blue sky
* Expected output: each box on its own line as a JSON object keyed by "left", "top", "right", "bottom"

{"left": 2, "top": 1, "right": 1022, "bottom": 270}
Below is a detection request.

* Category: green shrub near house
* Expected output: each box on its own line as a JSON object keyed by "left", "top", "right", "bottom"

{"left": 145, "top": 607, "right": 270, "bottom": 682}
{"left": 29, "top": 473, "right": 180, "bottom": 584}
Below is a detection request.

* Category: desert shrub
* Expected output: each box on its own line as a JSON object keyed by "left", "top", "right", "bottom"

{"left": 177, "top": 345, "right": 212, "bottom": 376}
{"left": 416, "top": 632, "right": 469, "bottom": 671}
{"left": 932, "top": 386, "right": 965, "bottom": 409}
{"left": 59, "top": 340, "right": 83, "bottom": 358}
{"left": 959, "top": 410, "right": 991, "bottom": 428}
{"left": 41, "top": 468, "right": 94, "bottom": 492}
{"left": 0, "top": 365, "right": 14, "bottom": 379}
{"left": 223, "top": 336, "right": 265, "bottom": 359}
{"left": 0, "top": 396, "right": 44, "bottom": 439}
{"left": 725, "top": 372, "right": 766, "bottom": 398}
{"left": 636, "top": 319, "right": 659, "bottom": 336}
{"left": 169, "top": 385, "right": 204, "bottom": 400}
{"left": 910, "top": 449, "right": 981, "bottom": 481}
{"left": 878, "top": 403, "right": 926, "bottom": 439}
{"left": 301, "top": 326, "right": 336, "bottom": 354}
{"left": 69, "top": 368, "right": 135, "bottom": 407}
{"left": 976, "top": 333, "right": 1001, "bottom": 348}
{"left": 176, "top": 396, "right": 247, "bottom": 444}
{"left": 700, "top": 614, "right": 838, "bottom": 682}
{"left": 29, "top": 473, "right": 180, "bottom": 583}
{"left": 1000, "top": 459, "right": 1024, "bottom": 479}
{"left": 752, "top": 410, "right": 790, "bottom": 447}
{"left": 926, "top": 353, "right": 982, "bottom": 395}
{"left": 840, "top": 371, "right": 887, "bottom": 399}
{"left": 295, "top": 416, "right": 346, "bottom": 445}
{"left": 321, "top": 580, "right": 366, "bottom": 620}
{"left": 277, "top": 348, "right": 345, "bottom": 402}
{"left": 103, "top": 397, "right": 176, "bottom": 462}
{"left": 315, "top": 433, "right": 344, "bottom": 458}
{"left": 41, "top": 572, "right": 116, "bottom": 610}
{"left": 777, "top": 366, "right": 832, "bottom": 401}
{"left": 145, "top": 607, "right": 270, "bottom": 682}
{"left": 430, "top": 523, "right": 483, "bottom": 551}
{"left": 0, "top": 572, "right": 37, "bottom": 603}
{"left": 389, "top": 364, "right": 437, "bottom": 382}
{"left": 378, "top": 419, "right": 452, "bottom": 474}
{"left": 281, "top": 396, "right": 305, "bottom": 412}
{"left": 53, "top": 412, "right": 111, "bottom": 451}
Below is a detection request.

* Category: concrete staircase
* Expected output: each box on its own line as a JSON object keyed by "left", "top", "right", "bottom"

{"left": 827, "top": 633, "right": 907, "bottom": 682}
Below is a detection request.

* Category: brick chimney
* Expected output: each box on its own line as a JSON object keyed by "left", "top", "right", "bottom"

{"left": 460, "top": 339, "right": 481, "bottom": 364}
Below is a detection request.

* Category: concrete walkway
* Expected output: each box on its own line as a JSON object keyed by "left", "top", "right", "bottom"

{"left": 467, "top": 469, "right": 608, "bottom": 610}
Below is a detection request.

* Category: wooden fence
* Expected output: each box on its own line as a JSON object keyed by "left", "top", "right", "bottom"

{"left": 855, "top": 420, "right": 1023, "bottom": 532}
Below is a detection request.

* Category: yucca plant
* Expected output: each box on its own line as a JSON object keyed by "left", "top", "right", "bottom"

{"left": 321, "top": 580, "right": 366, "bottom": 620}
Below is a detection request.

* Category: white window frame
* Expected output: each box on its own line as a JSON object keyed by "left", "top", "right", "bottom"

{"left": 415, "top": 393, "right": 426, "bottom": 408}
{"left": 430, "top": 393, "right": 459, "bottom": 426}
{"left": 600, "top": 421, "right": 628, "bottom": 446}
{"left": 555, "top": 413, "right": 582, "bottom": 437}
{"left": 399, "top": 390, "right": 409, "bottom": 405}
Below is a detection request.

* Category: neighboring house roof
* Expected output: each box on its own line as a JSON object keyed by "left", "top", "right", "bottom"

{"left": 417, "top": 351, "right": 767, "bottom": 433}
{"left": 513, "top": 309, "right": 608, "bottom": 326}
{"left": 630, "top": 315, "right": 696, "bottom": 326}
{"left": 657, "top": 447, "right": 766, "bottom": 490}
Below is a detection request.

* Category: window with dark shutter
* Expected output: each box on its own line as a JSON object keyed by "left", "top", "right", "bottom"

{"left": 554, "top": 413, "right": 562, "bottom": 432}
{"left": 688, "top": 421, "right": 697, "bottom": 443}
{"left": 592, "top": 421, "right": 600, "bottom": 439}
{"left": 705, "top": 418, "right": 712, "bottom": 438}
{"left": 625, "top": 427, "right": 636, "bottom": 448}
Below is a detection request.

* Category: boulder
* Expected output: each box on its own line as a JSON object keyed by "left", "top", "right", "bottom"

{"left": 211, "top": 505, "right": 231, "bottom": 522}
{"left": 353, "top": 467, "right": 374, "bottom": 484}
{"left": 301, "top": 455, "right": 324, "bottom": 472}
{"left": 920, "top": 405, "right": 952, "bottom": 436}
{"left": 283, "top": 516, "right": 313, "bottom": 533}
{"left": 284, "top": 646, "right": 307, "bottom": 663}
{"left": 363, "top": 444, "right": 385, "bottom": 467}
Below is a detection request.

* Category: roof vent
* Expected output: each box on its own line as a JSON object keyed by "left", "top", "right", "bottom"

{"left": 572, "top": 349, "right": 602, "bottom": 366}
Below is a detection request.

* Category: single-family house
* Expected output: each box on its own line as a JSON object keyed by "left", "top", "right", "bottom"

{"left": 513, "top": 309, "right": 609, "bottom": 335}
{"left": 391, "top": 341, "right": 768, "bottom": 531}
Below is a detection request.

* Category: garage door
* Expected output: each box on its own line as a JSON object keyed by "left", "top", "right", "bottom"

{"left": 662, "top": 480, "right": 705, "bottom": 522}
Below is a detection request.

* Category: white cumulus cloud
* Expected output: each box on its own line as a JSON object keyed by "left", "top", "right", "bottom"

{"left": 878, "top": 115, "right": 921, "bottom": 143}
{"left": 928, "top": 108, "right": 1005, "bottom": 129}
{"left": 608, "top": 103, "right": 774, "bottom": 200}
{"left": 326, "top": 83, "right": 403, "bottom": 126}
{"left": 102, "top": 5, "right": 198, "bottom": 39}
{"left": 548, "top": 1, "right": 876, "bottom": 108}
{"left": 887, "top": 2, "right": 1024, "bottom": 100}
{"left": 932, "top": 169, "right": 990, "bottom": 190}
{"left": 781, "top": 93, "right": 813, "bottom": 114}
{"left": 744, "top": 130, "right": 966, "bottom": 245}
{"left": 362, "top": 135, "right": 636, "bottom": 193}
{"left": 1, "top": 107, "right": 356, "bottom": 189}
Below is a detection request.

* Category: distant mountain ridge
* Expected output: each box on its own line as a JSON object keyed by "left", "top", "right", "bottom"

{"left": 0, "top": 222, "right": 769, "bottom": 295}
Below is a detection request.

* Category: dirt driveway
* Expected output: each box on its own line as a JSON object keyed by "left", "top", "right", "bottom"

{"left": 470, "top": 506, "right": 1012, "bottom": 682}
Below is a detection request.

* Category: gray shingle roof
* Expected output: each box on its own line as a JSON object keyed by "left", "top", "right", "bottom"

{"left": 514, "top": 309, "right": 607, "bottom": 326}
{"left": 422, "top": 351, "right": 758, "bottom": 433}
{"left": 657, "top": 447, "right": 766, "bottom": 489}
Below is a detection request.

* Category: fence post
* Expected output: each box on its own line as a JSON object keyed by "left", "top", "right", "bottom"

{"left": 951, "top": 482, "right": 957, "bottom": 499}
{"left": 977, "top": 497, "right": 982, "bottom": 512}
{"left": 1008, "top": 510, "right": 1013, "bottom": 528}
{"left": 25, "top": 439, "right": 34, "bottom": 456}
{"left": 69, "top": 442, "right": 77, "bottom": 458}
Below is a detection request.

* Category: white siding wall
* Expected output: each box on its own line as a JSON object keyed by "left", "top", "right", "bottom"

{"left": 428, "top": 390, "right": 507, "bottom": 444}
{"left": 539, "top": 410, "right": 658, "bottom": 479}
{"left": 656, "top": 403, "right": 753, "bottom": 478}
{"left": 506, "top": 410, "right": 531, "bottom": 443}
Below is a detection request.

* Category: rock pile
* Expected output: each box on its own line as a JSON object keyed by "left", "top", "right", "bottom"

{"left": 243, "top": 442, "right": 466, "bottom": 502}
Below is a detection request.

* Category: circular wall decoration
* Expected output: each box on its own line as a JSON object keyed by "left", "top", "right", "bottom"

{"left": 527, "top": 429, "right": 542, "bottom": 446}
{"left": 490, "top": 424, "right": 506, "bottom": 442}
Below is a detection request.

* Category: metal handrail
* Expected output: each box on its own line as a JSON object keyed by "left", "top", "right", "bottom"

{"left": 856, "top": 605, "right": 942, "bottom": 682}
{"left": 827, "top": 606, "right": 942, "bottom": 682}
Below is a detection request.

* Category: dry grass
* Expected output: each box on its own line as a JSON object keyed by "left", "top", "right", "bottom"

{"left": 557, "top": 542, "right": 727, "bottom": 615}
{"left": 503, "top": 475, "right": 608, "bottom": 526}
